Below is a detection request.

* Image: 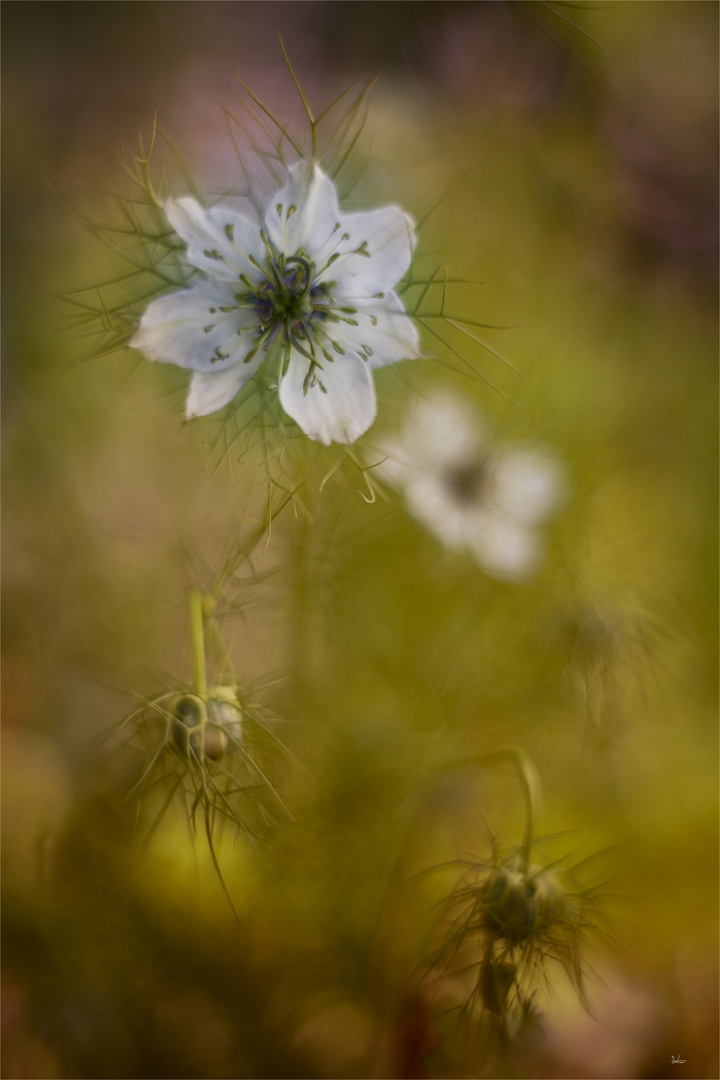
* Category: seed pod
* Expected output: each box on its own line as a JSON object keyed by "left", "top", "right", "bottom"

{"left": 206, "top": 685, "right": 243, "bottom": 758}
{"left": 200, "top": 720, "right": 229, "bottom": 761}
{"left": 171, "top": 693, "right": 206, "bottom": 757}
{"left": 482, "top": 866, "right": 535, "bottom": 944}
{"left": 172, "top": 692, "right": 229, "bottom": 760}
{"left": 171, "top": 688, "right": 242, "bottom": 761}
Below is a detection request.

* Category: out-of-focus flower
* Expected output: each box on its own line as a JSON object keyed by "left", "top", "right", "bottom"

{"left": 130, "top": 161, "right": 420, "bottom": 444}
{"left": 376, "top": 392, "right": 564, "bottom": 581}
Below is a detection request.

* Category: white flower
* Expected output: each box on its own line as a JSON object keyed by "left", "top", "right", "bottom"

{"left": 376, "top": 391, "right": 564, "bottom": 582}
{"left": 130, "top": 161, "right": 421, "bottom": 445}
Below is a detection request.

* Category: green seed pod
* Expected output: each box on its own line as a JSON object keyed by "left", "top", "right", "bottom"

{"left": 170, "top": 693, "right": 226, "bottom": 760}
{"left": 206, "top": 686, "right": 243, "bottom": 756}
{"left": 478, "top": 956, "right": 516, "bottom": 1015}
{"left": 171, "top": 693, "right": 206, "bottom": 756}
{"left": 199, "top": 721, "right": 229, "bottom": 761}
{"left": 171, "top": 687, "right": 242, "bottom": 762}
{"left": 482, "top": 866, "right": 535, "bottom": 944}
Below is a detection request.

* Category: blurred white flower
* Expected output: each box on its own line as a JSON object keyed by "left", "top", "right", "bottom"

{"left": 131, "top": 161, "right": 420, "bottom": 445}
{"left": 376, "top": 392, "right": 564, "bottom": 581}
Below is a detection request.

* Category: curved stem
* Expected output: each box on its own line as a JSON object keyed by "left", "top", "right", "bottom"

{"left": 365, "top": 745, "right": 542, "bottom": 1001}
{"left": 464, "top": 747, "right": 542, "bottom": 873}
{"left": 190, "top": 589, "right": 207, "bottom": 696}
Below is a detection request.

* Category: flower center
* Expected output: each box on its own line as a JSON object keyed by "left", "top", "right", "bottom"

{"left": 231, "top": 233, "right": 366, "bottom": 395}
{"left": 203, "top": 224, "right": 376, "bottom": 395}
{"left": 444, "top": 461, "right": 487, "bottom": 504}
{"left": 255, "top": 256, "right": 326, "bottom": 330}
{"left": 262, "top": 256, "right": 311, "bottom": 319}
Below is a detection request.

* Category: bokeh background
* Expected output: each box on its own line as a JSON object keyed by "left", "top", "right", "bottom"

{"left": 2, "top": 3, "right": 718, "bottom": 1078}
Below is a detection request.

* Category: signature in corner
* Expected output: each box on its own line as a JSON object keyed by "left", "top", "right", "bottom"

{"left": 671, "top": 1056, "right": 687, "bottom": 1064}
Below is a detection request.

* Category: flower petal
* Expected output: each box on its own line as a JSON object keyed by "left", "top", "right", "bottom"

{"left": 488, "top": 450, "right": 564, "bottom": 526}
{"left": 264, "top": 161, "right": 341, "bottom": 259}
{"left": 264, "top": 163, "right": 415, "bottom": 298}
{"left": 130, "top": 281, "right": 260, "bottom": 372}
{"left": 165, "top": 197, "right": 266, "bottom": 283}
{"left": 315, "top": 205, "right": 416, "bottom": 298}
{"left": 185, "top": 362, "right": 259, "bottom": 419}
{"left": 470, "top": 518, "right": 540, "bottom": 582}
{"left": 393, "top": 391, "right": 485, "bottom": 471}
{"left": 330, "top": 289, "right": 421, "bottom": 370}
{"left": 278, "top": 350, "right": 376, "bottom": 445}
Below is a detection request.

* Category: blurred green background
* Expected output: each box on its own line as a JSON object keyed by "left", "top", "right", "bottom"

{"left": 2, "top": 3, "right": 718, "bottom": 1078}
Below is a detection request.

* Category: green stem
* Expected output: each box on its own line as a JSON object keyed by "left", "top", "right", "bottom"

{"left": 465, "top": 747, "right": 542, "bottom": 873}
{"left": 190, "top": 590, "right": 207, "bottom": 696}
{"left": 291, "top": 511, "right": 312, "bottom": 693}
{"left": 365, "top": 746, "right": 541, "bottom": 1002}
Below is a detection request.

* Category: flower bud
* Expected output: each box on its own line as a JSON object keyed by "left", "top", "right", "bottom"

{"left": 482, "top": 866, "right": 535, "bottom": 944}
{"left": 528, "top": 866, "right": 566, "bottom": 931}
{"left": 482, "top": 862, "right": 573, "bottom": 947}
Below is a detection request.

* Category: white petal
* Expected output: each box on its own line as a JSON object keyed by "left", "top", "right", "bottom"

{"left": 165, "top": 197, "right": 266, "bottom": 282}
{"left": 372, "top": 434, "right": 418, "bottom": 490}
{"left": 315, "top": 204, "right": 416, "bottom": 298}
{"left": 185, "top": 363, "right": 258, "bottom": 418}
{"left": 331, "top": 290, "right": 421, "bottom": 370}
{"left": 130, "top": 281, "right": 259, "bottom": 372}
{"left": 488, "top": 450, "right": 564, "bottom": 525}
{"left": 470, "top": 518, "right": 541, "bottom": 582}
{"left": 264, "top": 163, "right": 415, "bottom": 299}
{"left": 278, "top": 350, "right": 376, "bottom": 445}
{"left": 264, "top": 161, "right": 341, "bottom": 258}
{"left": 403, "top": 391, "right": 485, "bottom": 471}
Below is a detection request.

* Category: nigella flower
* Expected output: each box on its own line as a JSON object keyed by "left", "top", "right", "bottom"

{"left": 130, "top": 161, "right": 421, "bottom": 445}
{"left": 375, "top": 391, "right": 564, "bottom": 582}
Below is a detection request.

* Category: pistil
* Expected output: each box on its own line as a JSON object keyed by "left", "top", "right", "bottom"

{"left": 234, "top": 243, "right": 348, "bottom": 390}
